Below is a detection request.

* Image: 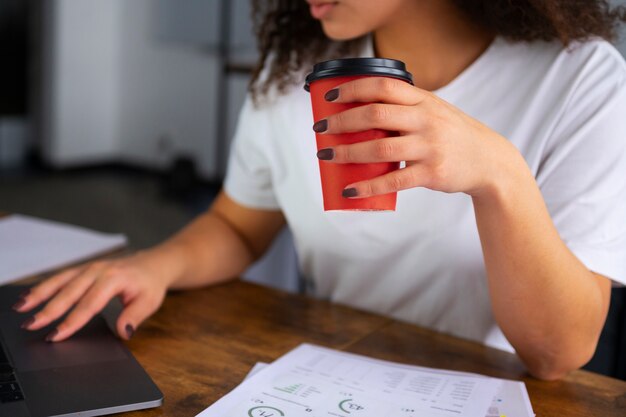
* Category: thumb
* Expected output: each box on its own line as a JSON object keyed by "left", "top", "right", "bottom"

{"left": 116, "top": 295, "right": 158, "bottom": 340}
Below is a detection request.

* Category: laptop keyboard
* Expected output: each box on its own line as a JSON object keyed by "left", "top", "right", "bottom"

{"left": 0, "top": 343, "right": 24, "bottom": 403}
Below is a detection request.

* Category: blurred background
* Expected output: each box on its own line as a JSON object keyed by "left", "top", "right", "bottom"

{"left": 0, "top": 0, "right": 625, "bottom": 379}
{"left": 0, "top": 0, "right": 299, "bottom": 293}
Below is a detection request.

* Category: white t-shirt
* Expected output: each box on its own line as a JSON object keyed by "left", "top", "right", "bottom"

{"left": 224, "top": 37, "right": 626, "bottom": 352}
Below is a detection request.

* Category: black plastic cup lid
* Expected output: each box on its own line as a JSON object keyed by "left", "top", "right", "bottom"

{"left": 304, "top": 57, "right": 413, "bottom": 91}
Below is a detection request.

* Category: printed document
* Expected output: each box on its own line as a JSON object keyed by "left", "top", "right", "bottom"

{"left": 243, "top": 362, "right": 534, "bottom": 417}
{"left": 196, "top": 344, "right": 530, "bottom": 417}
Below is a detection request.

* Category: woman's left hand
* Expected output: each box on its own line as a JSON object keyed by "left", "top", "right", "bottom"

{"left": 313, "top": 77, "right": 525, "bottom": 199}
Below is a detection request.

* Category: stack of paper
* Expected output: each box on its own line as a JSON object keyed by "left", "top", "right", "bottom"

{"left": 196, "top": 344, "right": 534, "bottom": 417}
{"left": 0, "top": 214, "right": 127, "bottom": 285}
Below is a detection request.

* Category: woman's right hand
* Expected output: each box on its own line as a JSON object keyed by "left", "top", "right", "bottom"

{"left": 11, "top": 192, "right": 286, "bottom": 343}
{"left": 12, "top": 250, "right": 171, "bottom": 342}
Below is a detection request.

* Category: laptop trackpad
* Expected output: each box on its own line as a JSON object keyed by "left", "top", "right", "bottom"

{"left": 0, "top": 313, "right": 128, "bottom": 372}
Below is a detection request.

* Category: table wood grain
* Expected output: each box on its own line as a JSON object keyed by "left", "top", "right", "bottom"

{"left": 121, "top": 281, "right": 390, "bottom": 416}
{"left": 115, "top": 280, "right": 626, "bottom": 417}
{"left": 3, "top": 210, "right": 624, "bottom": 416}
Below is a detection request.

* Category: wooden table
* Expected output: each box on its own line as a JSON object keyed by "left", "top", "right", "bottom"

{"left": 108, "top": 279, "right": 626, "bottom": 417}
{"left": 1, "top": 204, "right": 622, "bottom": 417}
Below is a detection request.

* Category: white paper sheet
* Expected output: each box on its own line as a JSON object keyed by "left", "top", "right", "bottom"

{"left": 197, "top": 344, "right": 507, "bottom": 417}
{"left": 245, "top": 361, "right": 534, "bottom": 417}
{"left": 486, "top": 380, "right": 534, "bottom": 417}
{"left": 0, "top": 214, "right": 127, "bottom": 284}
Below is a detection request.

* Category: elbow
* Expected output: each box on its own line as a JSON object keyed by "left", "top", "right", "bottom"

{"left": 527, "top": 363, "right": 571, "bottom": 381}
{"left": 523, "top": 339, "right": 598, "bottom": 381}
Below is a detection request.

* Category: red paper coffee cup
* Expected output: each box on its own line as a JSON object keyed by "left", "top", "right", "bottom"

{"left": 305, "top": 58, "right": 413, "bottom": 211}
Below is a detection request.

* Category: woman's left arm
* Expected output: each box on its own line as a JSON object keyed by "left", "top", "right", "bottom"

{"left": 314, "top": 77, "right": 612, "bottom": 380}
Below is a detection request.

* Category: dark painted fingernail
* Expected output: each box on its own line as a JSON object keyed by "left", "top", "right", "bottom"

{"left": 125, "top": 324, "right": 135, "bottom": 339}
{"left": 19, "top": 289, "right": 31, "bottom": 298}
{"left": 312, "top": 119, "right": 328, "bottom": 133}
{"left": 12, "top": 298, "right": 26, "bottom": 311}
{"left": 324, "top": 88, "right": 339, "bottom": 102}
{"left": 342, "top": 188, "right": 358, "bottom": 198}
{"left": 45, "top": 328, "right": 58, "bottom": 342}
{"left": 316, "top": 148, "right": 334, "bottom": 160}
{"left": 21, "top": 316, "right": 35, "bottom": 329}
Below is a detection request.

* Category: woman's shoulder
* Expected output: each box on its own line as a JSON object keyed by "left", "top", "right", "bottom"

{"left": 245, "top": 74, "right": 311, "bottom": 120}
{"left": 559, "top": 38, "right": 626, "bottom": 80}
{"left": 245, "top": 48, "right": 313, "bottom": 110}
{"left": 498, "top": 37, "right": 625, "bottom": 84}
{"left": 235, "top": 65, "right": 311, "bottom": 140}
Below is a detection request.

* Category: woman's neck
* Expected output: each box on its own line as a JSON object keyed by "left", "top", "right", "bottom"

{"left": 374, "top": 0, "right": 494, "bottom": 91}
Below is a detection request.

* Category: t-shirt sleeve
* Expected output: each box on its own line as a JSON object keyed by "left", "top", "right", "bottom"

{"left": 223, "top": 95, "right": 281, "bottom": 210}
{"left": 536, "top": 43, "right": 626, "bottom": 286}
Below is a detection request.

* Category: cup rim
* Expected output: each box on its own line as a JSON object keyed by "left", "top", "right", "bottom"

{"left": 304, "top": 57, "right": 413, "bottom": 91}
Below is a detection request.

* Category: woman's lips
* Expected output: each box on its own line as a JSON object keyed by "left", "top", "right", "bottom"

{"left": 309, "top": 2, "right": 336, "bottom": 19}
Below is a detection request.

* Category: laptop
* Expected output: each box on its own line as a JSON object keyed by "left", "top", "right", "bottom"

{"left": 0, "top": 285, "right": 163, "bottom": 417}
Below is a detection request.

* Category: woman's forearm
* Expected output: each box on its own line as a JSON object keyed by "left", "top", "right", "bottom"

{"left": 142, "top": 191, "right": 285, "bottom": 291}
{"left": 472, "top": 154, "right": 611, "bottom": 380}
{"left": 145, "top": 212, "right": 255, "bottom": 290}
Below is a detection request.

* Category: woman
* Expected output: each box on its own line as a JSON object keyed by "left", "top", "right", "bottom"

{"left": 14, "top": 0, "right": 626, "bottom": 380}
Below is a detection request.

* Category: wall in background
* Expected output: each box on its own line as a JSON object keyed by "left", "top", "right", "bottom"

{"left": 40, "top": 0, "right": 122, "bottom": 166}
{"left": 116, "top": 0, "right": 222, "bottom": 178}
{"left": 39, "top": 0, "right": 256, "bottom": 180}
{"left": 35, "top": 0, "right": 626, "bottom": 175}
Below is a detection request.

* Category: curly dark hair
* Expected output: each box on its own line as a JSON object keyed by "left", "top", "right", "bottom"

{"left": 249, "top": 0, "right": 626, "bottom": 102}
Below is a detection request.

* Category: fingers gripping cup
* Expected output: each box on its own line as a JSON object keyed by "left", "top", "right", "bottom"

{"left": 305, "top": 58, "right": 413, "bottom": 211}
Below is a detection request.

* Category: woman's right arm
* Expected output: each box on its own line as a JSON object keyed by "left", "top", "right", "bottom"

{"left": 14, "top": 191, "right": 286, "bottom": 342}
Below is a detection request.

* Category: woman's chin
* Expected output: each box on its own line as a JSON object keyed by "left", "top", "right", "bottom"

{"left": 320, "top": 22, "right": 367, "bottom": 41}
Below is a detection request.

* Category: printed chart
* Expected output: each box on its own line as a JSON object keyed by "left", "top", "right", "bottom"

{"left": 195, "top": 344, "right": 525, "bottom": 417}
